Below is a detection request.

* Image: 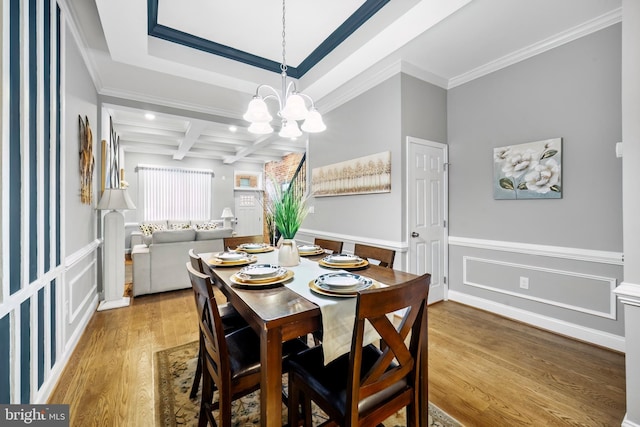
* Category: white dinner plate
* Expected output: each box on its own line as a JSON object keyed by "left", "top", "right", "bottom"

{"left": 215, "top": 251, "right": 248, "bottom": 261}
{"left": 240, "top": 243, "right": 268, "bottom": 250}
{"left": 318, "top": 272, "right": 361, "bottom": 288}
{"left": 298, "top": 244, "right": 320, "bottom": 252}
{"left": 239, "top": 264, "right": 282, "bottom": 278}
{"left": 324, "top": 254, "right": 362, "bottom": 264}
{"left": 315, "top": 273, "right": 373, "bottom": 294}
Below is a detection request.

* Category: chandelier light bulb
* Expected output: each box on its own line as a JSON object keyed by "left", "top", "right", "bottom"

{"left": 280, "top": 93, "right": 309, "bottom": 121}
{"left": 243, "top": 97, "right": 273, "bottom": 123}
{"left": 301, "top": 108, "right": 326, "bottom": 133}
{"left": 278, "top": 120, "right": 302, "bottom": 139}
{"left": 248, "top": 122, "right": 274, "bottom": 135}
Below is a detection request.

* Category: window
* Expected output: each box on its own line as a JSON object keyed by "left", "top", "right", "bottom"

{"left": 137, "top": 165, "right": 213, "bottom": 221}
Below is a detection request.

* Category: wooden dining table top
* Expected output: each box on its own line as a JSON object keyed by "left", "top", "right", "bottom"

{"left": 199, "top": 249, "right": 419, "bottom": 426}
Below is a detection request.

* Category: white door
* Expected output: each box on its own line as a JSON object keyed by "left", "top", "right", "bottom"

{"left": 407, "top": 137, "right": 448, "bottom": 304}
{"left": 234, "top": 192, "right": 263, "bottom": 237}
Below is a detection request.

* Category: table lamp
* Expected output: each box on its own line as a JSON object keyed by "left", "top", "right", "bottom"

{"left": 221, "top": 207, "right": 234, "bottom": 229}
{"left": 97, "top": 188, "right": 136, "bottom": 311}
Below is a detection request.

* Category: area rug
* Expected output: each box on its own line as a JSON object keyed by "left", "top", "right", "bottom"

{"left": 155, "top": 341, "right": 461, "bottom": 427}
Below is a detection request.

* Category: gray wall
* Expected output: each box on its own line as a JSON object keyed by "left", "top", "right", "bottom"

{"left": 63, "top": 22, "right": 101, "bottom": 344}
{"left": 447, "top": 24, "right": 624, "bottom": 341}
{"left": 301, "top": 73, "right": 447, "bottom": 264}
{"left": 65, "top": 25, "right": 99, "bottom": 255}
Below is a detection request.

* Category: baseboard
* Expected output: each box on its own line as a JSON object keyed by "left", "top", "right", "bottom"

{"left": 33, "top": 294, "right": 99, "bottom": 403}
{"left": 447, "top": 290, "right": 625, "bottom": 352}
{"left": 622, "top": 414, "right": 640, "bottom": 427}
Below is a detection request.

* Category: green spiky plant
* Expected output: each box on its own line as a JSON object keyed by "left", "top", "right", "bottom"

{"left": 264, "top": 177, "right": 308, "bottom": 240}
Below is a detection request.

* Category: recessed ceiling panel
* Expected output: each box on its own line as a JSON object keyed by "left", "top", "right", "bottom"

{"left": 149, "top": 0, "right": 390, "bottom": 78}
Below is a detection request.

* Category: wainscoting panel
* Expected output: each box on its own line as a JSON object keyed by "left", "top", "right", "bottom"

{"left": 448, "top": 236, "right": 625, "bottom": 350}
{"left": 463, "top": 256, "right": 617, "bottom": 319}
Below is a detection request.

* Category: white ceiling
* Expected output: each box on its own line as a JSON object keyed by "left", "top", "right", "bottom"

{"left": 64, "top": 0, "right": 622, "bottom": 164}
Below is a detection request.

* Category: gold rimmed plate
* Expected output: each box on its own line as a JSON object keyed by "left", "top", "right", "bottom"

{"left": 298, "top": 245, "right": 325, "bottom": 257}
{"left": 207, "top": 255, "right": 258, "bottom": 267}
{"left": 318, "top": 259, "right": 369, "bottom": 270}
{"left": 308, "top": 278, "right": 378, "bottom": 298}
{"left": 230, "top": 269, "right": 294, "bottom": 288}
{"left": 236, "top": 243, "right": 275, "bottom": 253}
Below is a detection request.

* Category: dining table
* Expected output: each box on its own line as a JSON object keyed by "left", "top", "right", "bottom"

{"left": 200, "top": 247, "right": 421, "bottom": 427}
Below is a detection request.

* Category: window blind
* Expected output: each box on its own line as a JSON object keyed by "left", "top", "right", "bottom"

{"left": 136, "top": 165, "right": 214, "bottom": 221}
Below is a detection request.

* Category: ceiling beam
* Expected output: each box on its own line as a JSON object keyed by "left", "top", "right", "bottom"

{"left": 173, "top": 120, "right": 209, "bottom": 160}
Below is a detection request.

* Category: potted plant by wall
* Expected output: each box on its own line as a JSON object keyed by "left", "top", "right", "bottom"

{"left": 265, "top": 178, "right": 308, "bottom": 266}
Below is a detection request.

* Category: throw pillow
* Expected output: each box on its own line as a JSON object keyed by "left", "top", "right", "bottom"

{"left": 194, "top": 222, "right": 218, "bottom": 230}
{"left": 170, "top": 222, "right": 191, "bottom": 230}
{"left": 139, "top": 222, "right": 167, "bottom": 236}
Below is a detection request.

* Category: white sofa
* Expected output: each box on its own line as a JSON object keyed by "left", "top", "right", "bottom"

{"left": 131, "top": 224, "right": 233, "bottom": 296}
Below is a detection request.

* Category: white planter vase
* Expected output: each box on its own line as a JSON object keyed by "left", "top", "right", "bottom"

{"left": 278, "top": 238, "right": 300, "bottom": 267}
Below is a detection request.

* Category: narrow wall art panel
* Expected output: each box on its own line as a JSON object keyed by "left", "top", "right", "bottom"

{"left": 312, "top": 151, "right": 391, "bottom": 197}
{"left": 493, "top": 138, "right": 562, "bottom": 200}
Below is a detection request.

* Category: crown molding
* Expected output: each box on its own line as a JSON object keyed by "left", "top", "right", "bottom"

{"left": 98, "top": 86, "right": 240, "bottom": 119}
{"left": 448, "top": 7, "right": 622, "bottom": 89}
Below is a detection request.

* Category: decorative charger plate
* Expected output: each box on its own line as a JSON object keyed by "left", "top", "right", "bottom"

{"left": 215, "top": 251, "right": 249, "bottom": 261}
{"left": 230, "top": 269, "right": 294, "bottom": 288}
{"left": 318, "top": 255, "right": 368, "bottom": 269}
{"left": 324, "top": 253, "right": 361, "bottom": 264}
{"left": 207, "top": 254, "right": 258, "bottom": 267}
{"left": 237, "top": 243, "right": 274, "bottom": 253}
{"left": 316, "top": 273, "right": 373, "bottom": 292}
{"left": 238, "top": 264, "right": 286, "bottom": 280}
{"left": 298, "top": 245, "right": 324, "bottom": 256}
{"left": 308, "top": 274, "right": 375, "bottom": 297}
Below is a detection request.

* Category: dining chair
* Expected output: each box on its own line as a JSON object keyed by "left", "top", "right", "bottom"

{"left": 187, "top": 249, "right": 247, "bottom": 398}
{"left": 314, "top": 238, "right": 343, "bottom": 254}
{"left": 353, "top": 243, "right": 396, "bottom": 268}
{"left": 187, "top": 263, "right": 308, "bottom": 426}
{"left": 223, "top": 235, "right": 265, "bottom": 250}
{"left": 287, "top": 273, "right": 431, "bottom": 427}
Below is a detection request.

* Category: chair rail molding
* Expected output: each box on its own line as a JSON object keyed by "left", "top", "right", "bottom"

{"left": 448, "top": 236, "right": 623, "bottom": 265}
{"left": 297, "top": 228, "right": 407, "bottom": 253}
{"left": 614, "top": 282, "right": 640, "bottom": 307}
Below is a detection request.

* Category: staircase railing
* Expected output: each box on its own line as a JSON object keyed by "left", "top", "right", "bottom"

{"left": 286, "top": 152, "right": 307, "bottom": 200}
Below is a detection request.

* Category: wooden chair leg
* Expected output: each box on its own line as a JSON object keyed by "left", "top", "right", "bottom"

{"left": 190, "top": 336, "right": 204, "bottom": 398}
{"left": 198, "top": 371, "right": 212, "bottom": 427}
{"left": 190, "top": 354, "right": 202, "bottom": 398}
{"left": 288, "top": 377, "right": 301, "bottom": 427}
{"left": 219, "top": 385, "right": 233, "bottom": 427}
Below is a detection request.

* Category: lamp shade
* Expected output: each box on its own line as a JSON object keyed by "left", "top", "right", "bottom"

{"left": 97, "top": 188, "right": 136, "bottom": 211}
{"left": 221, "top": 207, "right": 234, "bottom": 219}
{"left": 301, "top": 108, "right": 326, "bottom": 133}
{"left": 243, "top": 97, "right": 273, "bottom": 123}
{"left": 280, "top": 93, "right": 309, "bottom": 121}
{"left": 278, "top": 120, "right": 302, "bottom": 139}
{"left": 248, "top": 122, "right": 274, "bottom": 135}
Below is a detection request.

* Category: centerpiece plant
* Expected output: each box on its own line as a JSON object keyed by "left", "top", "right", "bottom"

{"left": 264, "top": 176, "right": 308, "bottom": 266}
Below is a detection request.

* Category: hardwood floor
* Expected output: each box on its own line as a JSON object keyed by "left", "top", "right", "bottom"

{"left": 48, "top": 291, "right": 626, "bottom": 426}
{"left": 429, "top": 302, "right": 626, "bottom": 426}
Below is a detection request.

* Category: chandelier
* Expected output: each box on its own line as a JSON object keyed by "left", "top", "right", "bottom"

{"left": 243, "top": 0, "right": 326, "bottom": 138}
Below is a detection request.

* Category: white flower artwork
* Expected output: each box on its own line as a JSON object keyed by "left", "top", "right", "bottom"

{"left": 493, "top": 138, "right": 562, "bottom": 199}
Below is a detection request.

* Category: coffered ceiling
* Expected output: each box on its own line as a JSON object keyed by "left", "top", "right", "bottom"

{"left": 64, "top": 0, "right": 622, "bottom": 164}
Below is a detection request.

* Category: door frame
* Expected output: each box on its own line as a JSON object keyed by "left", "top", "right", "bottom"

{"left": 405, "top": 136, "right": 449, "bottom": 301}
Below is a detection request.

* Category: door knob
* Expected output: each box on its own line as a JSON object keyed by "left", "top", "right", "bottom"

{"left": 411, "top": 232, "right": 419, "bottom": 238}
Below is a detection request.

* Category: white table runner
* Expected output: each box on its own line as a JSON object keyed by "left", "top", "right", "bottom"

{"left": 251, "top": 251, "right": 381, "bottom": 364}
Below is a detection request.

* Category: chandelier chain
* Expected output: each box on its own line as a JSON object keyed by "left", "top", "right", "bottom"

{"left": 281, "top": 0, "right": 287, "bottom": 73}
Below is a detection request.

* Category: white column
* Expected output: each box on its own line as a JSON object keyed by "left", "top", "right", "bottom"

{"left": 97, "top": 210, "right": 130, "bottom": 311}
{"left": 614, "top": 1, "right": 640, "bottom": 426}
